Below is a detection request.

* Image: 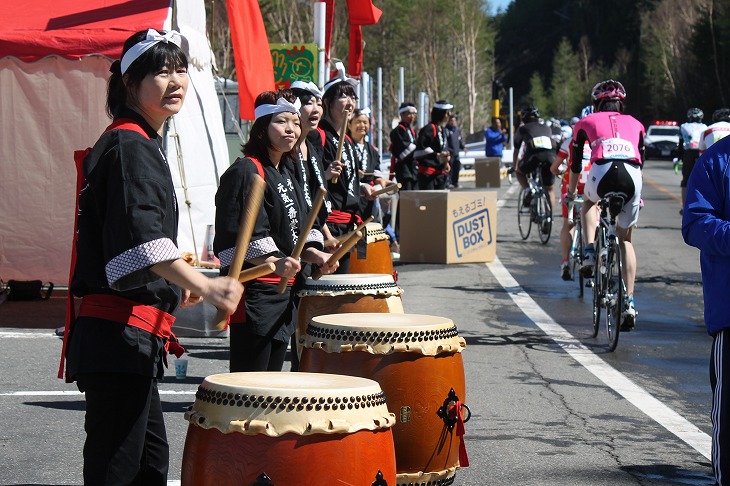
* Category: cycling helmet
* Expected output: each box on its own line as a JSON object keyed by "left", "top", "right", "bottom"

{"left": 570, "top": 116, "right": 580, "bottom": 124}
{"left": 579, "top": 105, "right": 593, "bottom": 119}
{"left": 687, "top": 107, "right": 704, "bottom": 122}
{"left": 591, "top": 79, "right": 627, "bottom": 102}
{"left": 712, "top": 108, "right": 730, "bottom": 123}
{"left": 520, "top": 105, "right": 540, "bottom": 122}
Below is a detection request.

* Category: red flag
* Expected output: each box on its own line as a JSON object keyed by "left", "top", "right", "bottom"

{"left": 226, "top": 0, "right": 275, "bottom": 120}
{"left": 346, "top": 0, "right": 382, "bottom": 25}
{"left": 348, "top": 25, "right": 363, "bottom": 77}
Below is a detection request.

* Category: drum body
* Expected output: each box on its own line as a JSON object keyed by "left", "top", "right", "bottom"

{"left": 181, "top": 372, "right": 396, "bottom": 485}
{"left": 299, "top": 313, "right": 467, "bottom": 485}
{"left": 296, "top": 274, "right": 403, "bottom": 358}
{"left": 348, "top": 223, "right": 394, "bottom": 276}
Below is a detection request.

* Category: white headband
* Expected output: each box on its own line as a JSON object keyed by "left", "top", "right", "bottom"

{"left": 254, "top": 97, "right": 302, "bottom": 121}
{"left": 399, "top": 105, "right": 417, "bottom": 115}
{"left": 291, "top": 81, "right": 323, "bottom": 99}
{"left": 434, "top": 102, "right": 454, "bottom": 110}
{"left": 121, "top": 29, "right": 182, "bottom": 75}
{"left": 322, "top": 61, "right": 359, "bottom": 97}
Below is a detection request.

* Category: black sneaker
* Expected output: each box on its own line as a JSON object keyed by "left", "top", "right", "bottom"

{"left": 561, "top": 263, "right": 571, "bottom": 281}
{"left": 523, "top": 191, "right": 533, "bottom": 208}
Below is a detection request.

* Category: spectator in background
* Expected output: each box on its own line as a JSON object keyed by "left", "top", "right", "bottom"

{"left": 485, "top": 117, "right": 507, "bottom": 157}
{"left": 446, "top": 114, "right": 467, "bottom": 188}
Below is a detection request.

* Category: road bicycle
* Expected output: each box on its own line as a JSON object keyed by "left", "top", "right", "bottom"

{"left": 517, "top": 167, "right": 552, "bottom": 244}
{"left": 567, "top": 196, "right": 586, "bottom": 297}
{"left": 591, "top": 193, "right": 628, "bottom": 351}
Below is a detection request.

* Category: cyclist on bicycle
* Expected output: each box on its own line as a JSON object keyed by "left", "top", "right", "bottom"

{"left": 565, "top": 80, "right": 645, "bottom": 330}
{"left": 513, "top": 105, "right": 557, "bottom": 210}
{"left": 677, "top": 108, "right": 707, "bottom": 215}
{"left": 551, "top": 122, "right": 595, "bottom": 280}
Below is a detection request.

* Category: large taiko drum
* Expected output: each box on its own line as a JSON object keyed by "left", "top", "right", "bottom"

{"left": 181, "top": 372, "right": 397, "bottom": 485}
{"left": 295, "top": 273, "right": 404, "bottom": 359}
{"left": 299, "top": 313, "right": 469, "bottom": 486}
{"left": 348, "top": 223, "right": 395, "bottom": 278}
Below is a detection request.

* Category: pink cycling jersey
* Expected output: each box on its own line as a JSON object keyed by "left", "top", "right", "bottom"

{"left": 570, "top": 111, "right": 645, "bottom": 173}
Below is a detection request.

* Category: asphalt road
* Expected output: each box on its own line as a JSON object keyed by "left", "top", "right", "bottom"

{"left": 0, "top": 158, "right": 716, "bottom": 485}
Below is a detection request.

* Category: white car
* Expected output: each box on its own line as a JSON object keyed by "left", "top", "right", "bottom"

{"left": 644, "top": 121, "right": 680, "bottom": 160}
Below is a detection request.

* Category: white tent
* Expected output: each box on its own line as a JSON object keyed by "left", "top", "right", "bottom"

{"left": 0, "top": 0, "right": 229, "bottom": 284}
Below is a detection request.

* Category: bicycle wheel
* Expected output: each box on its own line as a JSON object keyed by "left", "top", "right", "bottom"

{"left": 537, "top": 191, "right": 552, "bottom": 245}
{"left": 517, "top": 188, "right": 532, "bottom": 240}
{"left": 591, "top": 230, "right": 603, "bottom": 338}
{"left": 605, "top": 239, "right": 623, "bottom": 351}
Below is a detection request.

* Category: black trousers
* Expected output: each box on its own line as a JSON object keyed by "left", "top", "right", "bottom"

{"left": 712, "top": 330, "right": 730, "bottom": 485}
{"left": 78, "top": 373, "right": 168, "bottom": 486}
{"left": 230, "top": 326, "right": 289, "bottom": 372}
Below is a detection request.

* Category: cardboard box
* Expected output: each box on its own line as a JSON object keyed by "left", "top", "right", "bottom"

{"left": 399, "top": 190, "right": 497, "bottom": 263}
{"left": 474, "top": 157, "right": 502, "bottom": 188}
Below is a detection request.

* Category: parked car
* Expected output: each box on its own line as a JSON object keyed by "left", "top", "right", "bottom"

{"left": 644, "top": 120, "right": 680, "bottom": 160}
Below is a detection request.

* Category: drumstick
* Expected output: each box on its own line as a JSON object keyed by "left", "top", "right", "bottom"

{"left": 215, "top": 174, "right": 266, "bottom": 330}
{"left": 370, "top": 183, "right": 402, "bottom": 198}
{"left": 311, "top": 229, "right": 363, "bottom": 280}
{"left": 276, "top": 186, "right": 328, "bottom": 294}
{"left": 330, "top": 216, "right": 375, "bottom": 247}
{"left": 237, "top": 262, "right": 277, "bottom": 283}
{"left": 331, "top": 108, "right": 351, "bottom": 185}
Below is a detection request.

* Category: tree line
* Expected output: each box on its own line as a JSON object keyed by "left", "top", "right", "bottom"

{"left": 206, "top": 0, "right": 730, "bottom": 140}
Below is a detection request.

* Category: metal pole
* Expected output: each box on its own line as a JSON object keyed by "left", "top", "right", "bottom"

{"left": 313, "top": 2, "right": 326, "bottom": 88}
{"left": 398, "top": 67, "right": 405, "bottom": 105}
{"left": 377, "top": 67, "right": 383, "bottom": 154}
{"left": 509, "top": 87, "right": 515, "bottom": 150}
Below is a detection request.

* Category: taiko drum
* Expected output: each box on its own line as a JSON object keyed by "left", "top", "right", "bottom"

{"left": 181, "top": 372, "right": 397, "bottom": 486}
{"left": 348, "top": 223, "right": 395, "bottom": 278}
{"left": 295, "top": 273, "right": 403, "bottom": 359}
{"left": 299, "top": 313, "right": 469, "bottom": 486}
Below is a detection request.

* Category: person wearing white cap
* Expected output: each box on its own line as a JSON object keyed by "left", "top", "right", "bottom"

{"left": 319, "top": 64, "right": 375, "bottom": 271}
{"left": 414, "top": 100, "right": 454, "bottom": 189}
{"left": 390, "top": 102, "right": 418, "bottom": 190}
{"left": 63, "top": 29, "right": 243, "bottom": 484}
{"left": 215, "top": 89, "right": 337, "bottom": 373}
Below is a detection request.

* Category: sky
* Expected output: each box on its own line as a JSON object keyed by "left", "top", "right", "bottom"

{"left": 489, "top": 0, "right": 513, "bottom": 15}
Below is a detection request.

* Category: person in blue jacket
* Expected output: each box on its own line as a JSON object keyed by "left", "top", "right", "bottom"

{"left": 485, "top": 117, "right": 507, "bottom": 157}
{"left": 682, "top": 134, "right": 730, "bottom": 486}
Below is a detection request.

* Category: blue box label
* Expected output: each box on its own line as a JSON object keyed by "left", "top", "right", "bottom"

{"left": 452, "top": 208, "right": 492, "bottom": 258}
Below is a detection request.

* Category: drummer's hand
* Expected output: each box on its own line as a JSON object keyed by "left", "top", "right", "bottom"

{"left": 360, "top": 183, "right": 376, "bottom": 200}
{"left": 201, "top": 277, "right": 243, "bottom": 315}
{"left": 302, "top": 248, "right": 339, "bottom": 275}
{"left": 326, "top": 161, "right": 343, "bottom": 181}
{"left": 179, "top": 289, "right": 204, "bottom": 309}
{"left": 274, "top": 256, "right": 301, "bottom": 280}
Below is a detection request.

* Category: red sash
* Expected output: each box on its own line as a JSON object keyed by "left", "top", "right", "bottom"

{"left": 417, "top": 165, "right": 448, "bottom": 175}
{"left": 327, "top": 210, "right": 363, "bottom": 225}
{"left": 78, "top": 294, "right": 184, "bottom": 361}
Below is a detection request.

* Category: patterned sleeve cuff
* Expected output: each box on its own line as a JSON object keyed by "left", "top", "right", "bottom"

{"left": 306, "top": 229, "right": 324, "bottom": 245}
{"left": 105, "top": 237, "right": 179, "bottom": 288}
{"left": 218, "top": 237, "right": 279, "bottom": 268}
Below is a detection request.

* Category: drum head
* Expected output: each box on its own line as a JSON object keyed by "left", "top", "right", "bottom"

{"left": 184, "top": 372, "right": 395, "bottom": 437}
{"left": 304, "top": 313, "right": 466, "bottom": 356}
{"left": 297, "top": 273, "right": 402, "bottom": 297}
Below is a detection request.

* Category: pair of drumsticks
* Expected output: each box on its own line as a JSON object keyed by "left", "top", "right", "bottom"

{"left": 214, "top": 178, "right": 369, "bottom": 329}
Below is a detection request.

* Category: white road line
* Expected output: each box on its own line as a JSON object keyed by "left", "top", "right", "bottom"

{"left": 0, "top": 390, "right": 196, "bottom": 396}
{"left": 489, "top": 187, "right": 712, "bottom": 460}
{"left": 0, "top": 331, "right": 58, "bottom": 338}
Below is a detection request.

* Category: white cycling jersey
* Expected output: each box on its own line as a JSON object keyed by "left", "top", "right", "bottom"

{"left": 680, "top": 121, "right": 707, "bottom": 150}
{"left": 699, "top": 121, "right": 730, "bottom": 152}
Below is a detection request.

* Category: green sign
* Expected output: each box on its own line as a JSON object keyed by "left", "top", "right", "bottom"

{"left": 270, "top": 43, "right": 319, "bottom": 89}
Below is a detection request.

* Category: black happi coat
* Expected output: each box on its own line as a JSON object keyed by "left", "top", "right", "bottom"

{"left": 214, "top": 155, "right": 324, "bottom": 341}
{"left": 67, "top": 109, "right": 181, "bottom": 380}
